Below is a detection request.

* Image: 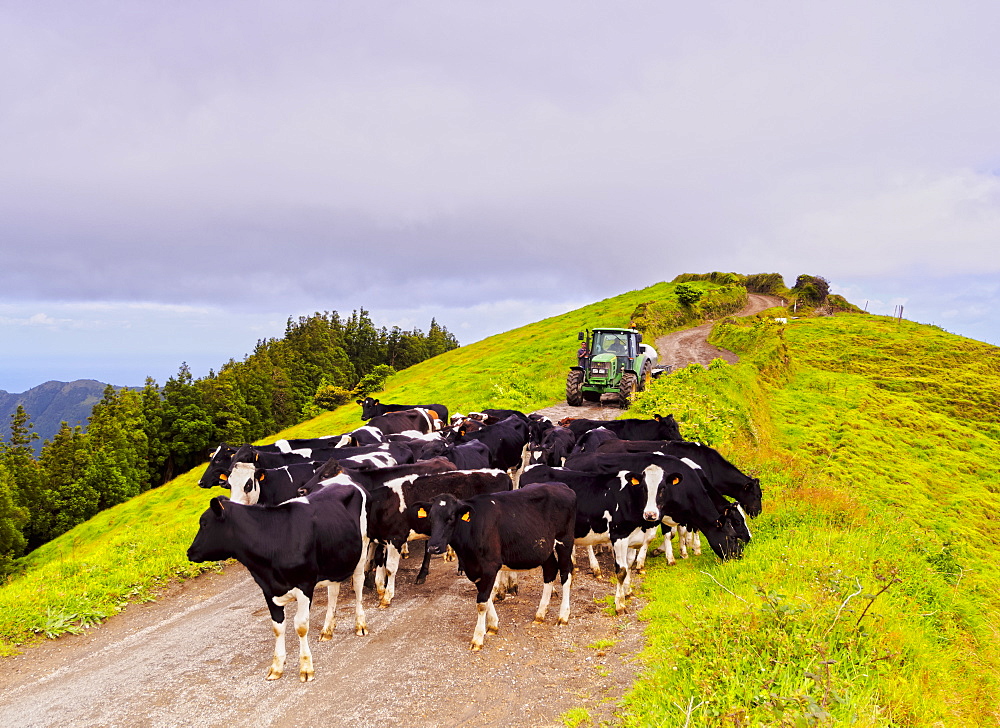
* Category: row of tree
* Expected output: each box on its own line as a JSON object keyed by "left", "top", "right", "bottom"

{"left": 0, "top": 310, "right": 458, "bottom": 573}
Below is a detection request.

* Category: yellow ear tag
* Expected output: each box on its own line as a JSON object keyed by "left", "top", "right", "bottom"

{"left": 219, "top": 473, "right": 228, "bottom": 481}
{"left": 671, "top": 477, "right": 680, "bottom": 484}
{"left": 461, "top": 512, "right": 471, "bottom": 522}
{"left": 630, "top": 477, "right": 640, "bottom": 485}
{"left": 417, "top": 508, "right": 427, "bottom": 518}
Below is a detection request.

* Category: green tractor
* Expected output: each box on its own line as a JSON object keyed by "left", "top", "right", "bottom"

{"left": 567, "top": 327, "right": 659, "bottom": 408}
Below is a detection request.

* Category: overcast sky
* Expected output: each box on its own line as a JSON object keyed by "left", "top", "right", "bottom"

{"left": 2, "top": 1, "right": 998, "bottom": 393}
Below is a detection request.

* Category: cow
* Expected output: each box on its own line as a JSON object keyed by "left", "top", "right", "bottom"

{"left": 198, "top": 444, "right": 318, "bottom": 490}
{"left": 357, "top": 397, "right": 449, "bottom": 426}
{"left": 529, "top": 426, "right": 577, "bottom": 467}
{"left": 367, "top": 408, "right": 441, "bottom": 436}
{"left": 566, "top": 414, "right": 683, "bottom": 441}
{"left": 418, "top": 438, "right": 493, "bottom": 470}
{"left": 186, "top": 483, "right": 369, "bottom": 682}
{"left": 569, "top": 426, "right": 618, "bottom": 454}
{"left": 452, "top": 415, "right": 531, "bottom": 483}
{"left": 593, "top": 440, "right": 763, "bottom": 517}
{"left": 365, "top": 469, "right": 514, "bottom": 607}
{"left": 522, "top": 455, "right": 743, "bottom": 613}
{"left": 413, "top": 483, "right": 576, "bottom": 651}
{"left": 224, "top": 461, "right": 325, "bottom": 506}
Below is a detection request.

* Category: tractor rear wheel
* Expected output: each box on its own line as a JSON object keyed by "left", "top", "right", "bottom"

{"left": 618, "top": 372, "right": 637, "bottom": 409}
{"left": 566, "top": 369, "right": 584, "bottom": 406}
{"left": 639, "top": 359, "right": 653, "bottom": 391}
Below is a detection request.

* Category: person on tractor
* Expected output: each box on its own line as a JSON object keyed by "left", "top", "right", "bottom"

{"left": 608, "top": 336, "right": 627, "bottom": 355}
{"left": 577, "top": 341, "right": 590, "bottom": 367}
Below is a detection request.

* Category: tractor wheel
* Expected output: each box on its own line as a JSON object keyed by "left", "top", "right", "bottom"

{"left": 566, "top": 369, "right": 584, "bottom": 406}
{"left": 618, "top": 372, "right": 637, "bottom": 409}
{"left": 639, "top": 359, "right": 653, "bottom": 391}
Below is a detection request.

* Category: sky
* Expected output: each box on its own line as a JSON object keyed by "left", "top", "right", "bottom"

{"left": 2, "top": 1, "right": 998, "bottom": 393}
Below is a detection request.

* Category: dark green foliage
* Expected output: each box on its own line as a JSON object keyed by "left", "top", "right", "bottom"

{"left": 826, "top": 294, "right": 865, "bottom": 313}
{"left": 0, "top": 463, "right": 27, "bottom": 576}
{"left": 742, "top": 272, "right": 787, "bottom": 294}
{"left": 793, "top": 274, "right": 831, "bottom": 304}
{"left": 353, "top": 364, "right": 396, "bottom": 398}
{"left": 675, "top": 282, "right": 704, "bottom": 306}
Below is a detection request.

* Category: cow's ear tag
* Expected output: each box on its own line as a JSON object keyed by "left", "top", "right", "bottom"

{"left": 461, "top": 512, "right": 471, "bottom": 522}
{"left": 630, "top": 477, "right": 641, "bottom": 485}
{"left": 257, "top": 471, "right": 265, "bottom": 481}
{"left": 417, "top": 508, "right": 427, "bottom": 519}
{"left": 254, "top": 452, "right": 259, "bottom": 462}
{"left": 219, "top": 473, "right": 228, "bottom": 481}
{"left": 671, "top": 477, "right": 680, "bottom": 485}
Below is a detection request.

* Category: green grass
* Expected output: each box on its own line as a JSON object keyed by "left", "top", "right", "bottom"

{"left": 617, "top": 313, "right": 1000, "bottom": 726}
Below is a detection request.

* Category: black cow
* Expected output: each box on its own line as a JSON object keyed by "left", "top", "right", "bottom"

{"left": 529, "top": 426, "right": 577, "bottom": 466}
{"left": 593, "top": 440, "right": 763, "bottom": 517}
{"left": 366, "top": 469, "right": 514, "bottom": 607}
{"left": 419, "top": 438, "right": 493, "bottom": 470}
{"left": 569, "top": 426, "right": 618, "bottom": 454}
{"left": 414, "top": 483, "right": 576, "bottom": 650}
{"left": 357, "top": 397, "right": 449, "bottom": 426}
{"left": 567, "top": 414, "right": 682, "bottom": 441}
{"left": 453, "top": 415, "right": 531, "bottom": 482}
{"left": 186, "top": 483, "right": 369, "bottom": 682}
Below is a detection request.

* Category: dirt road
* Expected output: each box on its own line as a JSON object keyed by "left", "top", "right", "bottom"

{"left": 654, "top": 294, "right": 782, "bottom": 370}
{"left": 0, "top": 293, "right": 783, "bottom": 727}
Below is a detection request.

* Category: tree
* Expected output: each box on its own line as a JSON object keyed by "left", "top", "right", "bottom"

{"left": 2, "top": 405, "right": 51, "bottom": 550}
{"left": 676, "top": 283, "right": 704, "bottom": 306}
{"left": 159, "top": 364, "right": 216, "bottom": 482}
{"left": 0, "top": 462, "right": 27, "bottom": 575}
{"left": 793, "top": 275, "right": 830, "bottom": 305}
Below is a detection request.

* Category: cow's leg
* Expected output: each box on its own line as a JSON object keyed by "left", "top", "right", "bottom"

{"left": 319, "top": 580, "right": 340, "bottom": 640}
{"left": 495, "top": 568, "right": 518, "bottom": 601}
{"left": 378, "top": 542, "right": 402, "bottom": 608}
{"left": 678, "top": 526, "right": 690, "bottom": 559}
{"left": 352, "top": 540, "right": 369, "bottom": 636}
{"left": 415, "top": 539, "right": 432, "bottom": 585}
{"left": 691, "top": 530, "right": 702, "bottom": 556}
{"left": 586, "top": 545, "right": 603, "bottom": 580}
{"left": 556, "top": 540, "right": 574, "bottom": 626}
{"left": 534, "top": 557, "right": 558, "bottom": 624}
{"left": 271, "top": 587, "right": 315, "bottom": 682}
{"left": 632, "top": 527, "right": 657, "bottom": 574}
{"left": 264, "top": 593, "right": 288, "bottom": 680}
{"left": 611, "top": 538, "right": 632, "bottom": 615}
{"left": 660, "top": 527, "right": 677, "bottom": 565}
{"left": 471, "top": 571, "right": 502, "bottom": 651}
{"left": 400, "top": 541, "right": 409, "bottom": 558}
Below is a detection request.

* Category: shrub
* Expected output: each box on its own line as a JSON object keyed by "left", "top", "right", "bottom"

{"left": 675, "top": 283, "right": 704, "bottom": 306}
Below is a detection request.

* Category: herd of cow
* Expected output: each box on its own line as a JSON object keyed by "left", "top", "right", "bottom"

{"left": 187, "top": 397, "right": 762, "bottom": 682}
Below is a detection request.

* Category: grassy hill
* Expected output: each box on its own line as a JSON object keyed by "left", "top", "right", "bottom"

{"left": 2, "top": 280, "right": 999, "bottom": 725}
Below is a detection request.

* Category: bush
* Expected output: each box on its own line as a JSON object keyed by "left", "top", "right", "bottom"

{"left": 675, "top": 283, "right": 703, "bottom": 306}
{"left": 353, "top": 364, "right": 396, "bottom": 398}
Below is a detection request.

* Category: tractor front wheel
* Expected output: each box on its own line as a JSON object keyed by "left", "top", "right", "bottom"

{"left": 566, "top": 369, "right": 584, "bottom": 406}
{"left": 618, "top": 372, "right": 637, "bottom": 409}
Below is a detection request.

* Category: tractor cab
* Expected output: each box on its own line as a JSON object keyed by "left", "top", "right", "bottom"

{"left": 569, "top": 327, "right": 658, "bottom": 408}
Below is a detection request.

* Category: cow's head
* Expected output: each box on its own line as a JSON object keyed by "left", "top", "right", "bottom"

{"left": 357, "top": 397, "right": 380, "bottom": 420}
{"left": 224, "top": 462, "right": 259, "bottom": 505}
{"left": 297, "top": 459, "right": 343, "bottom": 496}
{"left": 622, "top": 465, "right": 670, "bottom": 522}
{"left": 414, "top": 494, "right": 473, "bottom": 555}
{"left": 187, "top": 497, "right": 236, "bottom": 563}
{"left": 198, "top": 443, "right": 237, "bottom": 488}
{"left": 740, "top": 477, "right": 763, "bottom": 518}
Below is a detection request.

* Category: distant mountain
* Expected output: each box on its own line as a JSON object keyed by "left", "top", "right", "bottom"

{"left": 0, "top": 380, "right": 122, "bottom": 450}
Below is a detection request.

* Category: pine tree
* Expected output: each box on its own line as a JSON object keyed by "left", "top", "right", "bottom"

{"left": 2, "top": 405, "right": 51, "bottom": 550}
{"left": 0, "top": 461, "right": 27, "bottom": 575}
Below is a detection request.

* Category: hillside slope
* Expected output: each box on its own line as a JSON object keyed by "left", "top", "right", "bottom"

{"left": 0, "top": 379, "right": 124, "bottom": 449}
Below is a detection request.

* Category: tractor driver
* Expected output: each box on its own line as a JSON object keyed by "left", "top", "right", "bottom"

{"left": 608, "top": 336, "right": 627, "bottom": 355}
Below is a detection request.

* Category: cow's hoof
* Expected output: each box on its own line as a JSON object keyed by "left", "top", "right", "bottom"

{"left": 320, "top": 628, "right": 334, "bottom": 641}
{"left": 556, "top": 616, "right": 570, "bottom": 626}
{"left": 299, "top": 670, "right": 315, "bottom": 683}
{"left": 615, "top": 606, "right": 627, "bottom": 616}
{"left": 471, "top": 642, "right": 483, "bottom": 651}
{"left": 636, "top": 567, "right": 646, "bottom": 575}
{"left": 494, "top": 592, "right": 505, "bottom": 602}
{"left": 592, "top": 570, "right": 603, "bottom": 581}
{"left": 266, "top": 669, "right": 283, "bottom": 681}
{"left": 415, "top": 575, "right": 427, "bottom": 585}
{"left": 378, "top": 599, "right": 392, "bottom": 609}
{"left": 532, "top": 617, "right": 544, "bottom": 625}
{"left": 667, "top": 559, "right": 676, "bottom": 566}
{"left": 356, "top": 624, "right": 369, "bottom": 636}
{"left": 486, "top": 626, "right": 499, "bottom": 636}
{"left": 651, "top": 547, "right": 665, "bottom": 556}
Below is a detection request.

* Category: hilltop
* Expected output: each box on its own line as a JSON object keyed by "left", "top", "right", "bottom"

{"left": 0, "top": 379, "right": 126, "bottom": 449}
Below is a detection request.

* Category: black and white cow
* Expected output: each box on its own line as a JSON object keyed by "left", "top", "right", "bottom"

{"left": 186, "top": 483, "right": 369, "bottom": 682}
{"left": 223, "top": 461, "right": 325, "bottom": 506}
{"left": 367, "top": 408, "right": 441, "bottom": 436}
{"left": 529, "top": 426, "right": 577, "bottom": 467}
{"left": 366, "top": 469, "right": 514, "bottom": 607}
{"left": 357, "top": 397, "right": 449, "bottom": 425}
{"left": 593, "top": 439, "right": 763, "bottom": 517}
{"left": 566, "top": 414, "right": 683, "bottom": 441}
{"left": 569, "top": 426, "right": 618, "bottom": 454}
{"left": 519, "top": 463, "right": 671, "bottom": 614}
{"left": 414, "top": 483, "right": 576, "bottom": 650}
{"left": 198, "top": 444, "right": 318, "bottom": 490}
